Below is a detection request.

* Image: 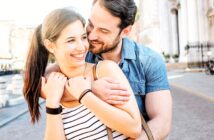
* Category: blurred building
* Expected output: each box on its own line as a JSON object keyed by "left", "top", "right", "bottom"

{"left": 0, "top": 21, "right": 34, "bottom": 71}
{"left": 1, "top": 0, "right": 214, "bottom": 69}
{"left": 137, "top": 0, "right": 214, "bottom": 68}
{"left": 0, "top": 0, "right": 94, "bottom": 72}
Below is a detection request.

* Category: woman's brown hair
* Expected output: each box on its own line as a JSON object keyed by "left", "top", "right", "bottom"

{"left": 23, "top": 8, "right": 85, "bottom": 123}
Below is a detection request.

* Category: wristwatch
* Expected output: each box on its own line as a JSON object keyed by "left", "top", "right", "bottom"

{"left": 46, "top": 105, "right": 62, "bottom": 115}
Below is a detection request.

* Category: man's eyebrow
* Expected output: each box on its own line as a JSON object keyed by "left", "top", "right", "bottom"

{"left": 88, "top": 19, "right": 110, "bottom": 32}
{"left": 88, "top": 19, "right": 93, "bottom": 26}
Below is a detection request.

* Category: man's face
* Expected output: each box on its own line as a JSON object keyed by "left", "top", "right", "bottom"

{"left": 86, "top": 1, "right": 122, "bottom": 54}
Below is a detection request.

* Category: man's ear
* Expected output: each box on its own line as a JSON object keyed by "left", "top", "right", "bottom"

{"left": 44, "top": 39, "right": 54, "bottom": 53}
{"left": 121, "top": 25, "right": 132, "bottom": 38}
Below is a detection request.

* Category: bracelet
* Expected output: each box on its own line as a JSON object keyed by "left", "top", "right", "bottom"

{"left": 46, "top": 105, "right": 62, "bottom": 115}
{"left": 79, "top": 89, "right": 92, "bottom": 103}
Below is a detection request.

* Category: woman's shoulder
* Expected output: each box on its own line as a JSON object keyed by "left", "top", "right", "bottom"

{"left": 97, "top": 60, "right": 118, "bottom": 69}
{"left": 96, "top": 60, "right": 120, "bottom": 77}
{"left": 97, "top": 60, "right": 119, "bottom": 71}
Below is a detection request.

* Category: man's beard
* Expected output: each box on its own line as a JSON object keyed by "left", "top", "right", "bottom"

{"left": 89, "top": 36, "right": 120, "bottom": 54}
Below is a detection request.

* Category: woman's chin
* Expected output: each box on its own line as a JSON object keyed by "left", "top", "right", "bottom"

{"left": 60, "top": 97, "right": 79, "bottom": 108}
{"left": 61, "top": 97, "right": 76, "bottom": 102}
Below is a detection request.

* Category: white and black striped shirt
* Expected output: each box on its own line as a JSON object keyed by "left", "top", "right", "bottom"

{"left": 62, "top": 105, "right": 128, "bottom": 140}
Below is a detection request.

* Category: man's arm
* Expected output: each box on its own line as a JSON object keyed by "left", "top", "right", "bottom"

{"left": 136, "top": 90, "right": 172, "bottom": 140}
{"left": 45, "top": 63, "right": 130, "bottom": 104}
{"left": 45, "top": 63, "right": 60, "bottom": 76}
{"left": 91, "top": 77, "right": 130, "bottom": 104}
{"left": 139, "top": 50, "right": 172, "bottom": 140}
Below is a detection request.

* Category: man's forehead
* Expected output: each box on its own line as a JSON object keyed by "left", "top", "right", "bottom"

{"left": 88, "top": 18, "right": 111, "bottom": 30}
{"left": 88, "top": 15, "right": 121, "bottom": 31}
{"left": 89, "top": 1, "right": 121, "bottom": 29}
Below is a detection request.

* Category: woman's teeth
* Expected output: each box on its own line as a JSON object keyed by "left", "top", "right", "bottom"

{"left": 72, "top": 54, "right": 84, "bottom": 58}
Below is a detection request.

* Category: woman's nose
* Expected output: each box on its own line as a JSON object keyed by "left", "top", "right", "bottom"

{"left": 75, "top": 40, "right": 87, "bottom": 51}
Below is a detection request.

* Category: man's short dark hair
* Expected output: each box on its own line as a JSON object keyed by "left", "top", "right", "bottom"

{"left": 93, "top": 0, "right": 137, "bottom": 30}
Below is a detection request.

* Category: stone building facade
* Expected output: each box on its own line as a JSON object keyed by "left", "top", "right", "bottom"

{"left": 137, "top": 0, "right": 214, "bottom": 67}
{"left": 0, "top": 21, "right": 33, "bottom": 71}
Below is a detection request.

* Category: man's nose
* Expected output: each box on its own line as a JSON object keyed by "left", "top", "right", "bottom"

{"left": 87, "top": 28, "right": 98, "bottom": 41}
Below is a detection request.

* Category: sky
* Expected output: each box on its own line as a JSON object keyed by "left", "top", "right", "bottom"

{"left": 0, "top": 0, "right": 139, "bottom": 60}
{"left": 0, "top": 0, "right": 93, "bottom": 25}
{"left": 0, "top": 0, "right": 139, "bottom": 25}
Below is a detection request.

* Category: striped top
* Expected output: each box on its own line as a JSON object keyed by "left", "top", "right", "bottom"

{"left": 62, "top": 104, "right": 128, "bottom": 140}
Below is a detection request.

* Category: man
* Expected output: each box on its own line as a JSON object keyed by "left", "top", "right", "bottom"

{"left": 46, "top": 0, "right": 172, "bottom": 139}
{"left": 85, "top": 0, "right": 172, "bottom": 139}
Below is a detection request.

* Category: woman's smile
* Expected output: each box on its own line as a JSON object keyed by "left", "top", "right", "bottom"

{"left": 70, "top": 53, "right": 86, "bottom": 60}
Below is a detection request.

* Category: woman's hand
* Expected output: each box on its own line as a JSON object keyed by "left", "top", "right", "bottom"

{"left": 41, "top": 72, "right": 67, "bottom": 107}
{"left": 66, "top": 76, "right": 91, "bottom": 100}
{"left": 60, "top": 85, "right": 76, "bottom": 102}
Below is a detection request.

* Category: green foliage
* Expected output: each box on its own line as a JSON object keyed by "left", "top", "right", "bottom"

{"left": 162, "top": 52, "right": 170, "bottom": 59}
{"left": 135, "top": 9, "right": 140, "bottom": 21}
{"left": 172, "top": 54, "right": 179, "bottom": 59}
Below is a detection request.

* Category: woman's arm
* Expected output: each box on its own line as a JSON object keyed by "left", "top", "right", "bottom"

{"left": 44, "top": 62, "right": 128, "bottom": 103}
{"left": 67, "top": 60, "right": 142, "bottom": 138}
{"left": 44, "top": 111, "right": 66, "bottom": 140}
{"left": 41, "top": 72, "right": 67, "bottom": 140}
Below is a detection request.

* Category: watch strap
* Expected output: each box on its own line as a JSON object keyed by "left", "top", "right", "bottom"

{"left": 46, "top": 105, "right": 62, "bottom": 115}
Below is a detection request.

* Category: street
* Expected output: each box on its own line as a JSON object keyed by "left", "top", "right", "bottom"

{"left": 167, "top": 86, "right": 214, "bottom": 140}
{"left": 0, "top": 104, "right": 45, "bottom": 140}
{"left": 0, "top": 83, "right": 213, "bottom": 140}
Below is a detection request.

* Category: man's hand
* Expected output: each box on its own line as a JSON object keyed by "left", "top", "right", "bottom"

{"left": 92, "top": 77, "right": 130, "bottom": 105}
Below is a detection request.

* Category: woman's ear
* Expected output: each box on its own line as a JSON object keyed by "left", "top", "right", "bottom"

{"left": 121, "top": 25, "right": 132, "bottom": 38}
{"left": 44, "top": 39, "right": 54, "bottom": 53}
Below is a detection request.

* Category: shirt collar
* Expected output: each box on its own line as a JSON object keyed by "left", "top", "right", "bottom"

{"left": 94, "top": 54, "right": 103, "bottom": 63}
{"left": 121, "top": 38, "right": 136, "bottom": 60}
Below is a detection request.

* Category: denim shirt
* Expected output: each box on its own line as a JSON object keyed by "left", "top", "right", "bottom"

{"left": 86, "top": 38, "right": 170, "bottom": 120}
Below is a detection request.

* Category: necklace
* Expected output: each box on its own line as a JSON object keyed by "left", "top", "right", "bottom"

{"left": 66, "top": 62, "right": 87, "bottom": 79}
{"left": 83, "top": 62, "right": 87, "bottom": 79}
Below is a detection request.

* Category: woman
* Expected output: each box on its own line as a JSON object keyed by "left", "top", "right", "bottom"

{"left": 23, "top": 8, "right": 141, "bottom": 140}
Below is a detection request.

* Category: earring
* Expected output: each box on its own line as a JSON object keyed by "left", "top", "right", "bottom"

{"left": 49, "top": 50, "right": 54, "bottom": 53}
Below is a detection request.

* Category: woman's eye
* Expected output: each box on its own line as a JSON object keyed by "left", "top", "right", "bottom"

{"left": 82, "top": 36, "right": 87, "bottom": 40}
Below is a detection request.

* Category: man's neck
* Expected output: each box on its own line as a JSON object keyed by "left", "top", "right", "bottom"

{"left": 101, "top": 41, "right": 122, "bottom": 63}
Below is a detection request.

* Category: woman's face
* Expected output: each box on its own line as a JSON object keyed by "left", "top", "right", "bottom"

{"left": 53, "top": 20, "right": 89, "bottom": 69}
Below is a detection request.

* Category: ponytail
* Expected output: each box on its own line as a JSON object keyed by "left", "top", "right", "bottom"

{"left": 23, "top": 25, "right": 49, "bottom": 123}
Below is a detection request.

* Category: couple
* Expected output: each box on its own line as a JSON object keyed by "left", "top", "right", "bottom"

{"left": 24, "top": 0, "right": 172, "bottom": 140}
